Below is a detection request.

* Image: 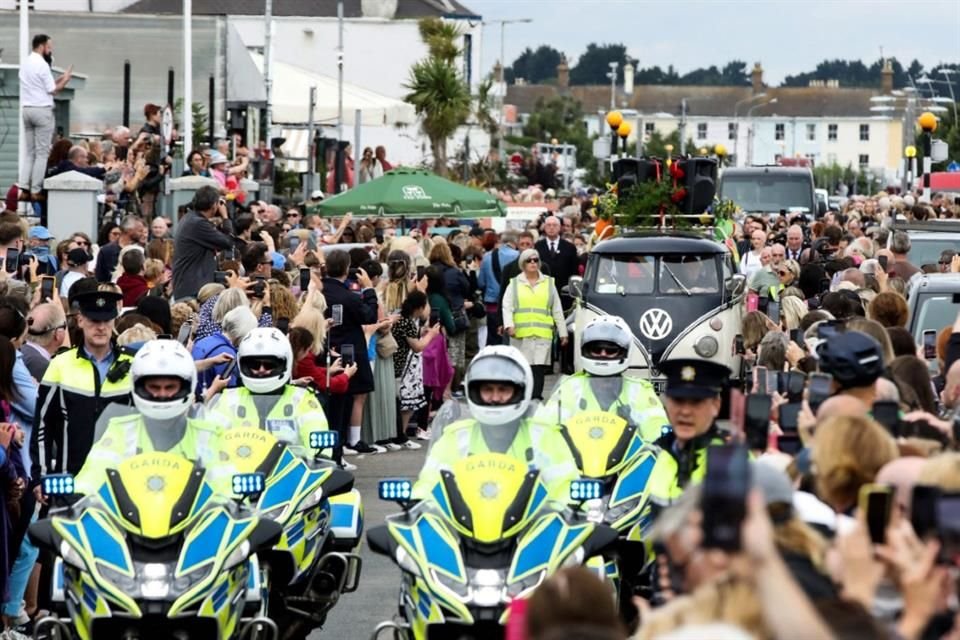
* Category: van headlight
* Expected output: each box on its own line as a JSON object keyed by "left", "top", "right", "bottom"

{"left": 694, "top": 336, "right": 719, "bottom": 358}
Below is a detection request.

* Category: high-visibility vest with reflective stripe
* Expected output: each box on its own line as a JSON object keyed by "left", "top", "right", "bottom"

{"left": 512, "top": 275, "right": 555, "bottom": 340}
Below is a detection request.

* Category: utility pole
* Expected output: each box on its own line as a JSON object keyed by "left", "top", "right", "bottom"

{"left": 183, "top": 0, "right": 192, "bottom": 155}
{"left": 337, "top": 0, "right": 344, "bottom": 146}
{"left": 263, "top": 0, "right": 272, "bottom": 148}
{"left": 679, "top": 98, "right": 688, "bottom": 156}
{"left": 306, "top": 86, "right": 316, "bottom": 200}
{"left": 18, "top": 0, "right": 28, "bottom": 198}
{"left": 489, "top": 18, "right": 532, "bottom": 161}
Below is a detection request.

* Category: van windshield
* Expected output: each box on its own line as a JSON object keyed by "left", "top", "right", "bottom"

{"left": 720, "top": 174, "right": 814, "bottom": 213}
{"left": 912, "top": 293, "right": 959, "bottom": 343}
{"left": 592, "top": 255, "right": 719, "bottom": 295}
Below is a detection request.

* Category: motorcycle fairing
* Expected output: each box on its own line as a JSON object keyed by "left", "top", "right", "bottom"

{"left": 605, "top": 449, "right": 658, "bottom": 530}
{"left": 507, "top": 513, "right": 592, "bottom": 584}
{"left": 562, "top": 411, "right": 636, "bottom": 478}
{"left": 329, "top": 489, "right": 364, "bottom": 547}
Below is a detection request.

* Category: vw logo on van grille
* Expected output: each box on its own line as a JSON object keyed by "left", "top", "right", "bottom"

{"left": 639, "top": 308, "right": 673, "bottom": 341}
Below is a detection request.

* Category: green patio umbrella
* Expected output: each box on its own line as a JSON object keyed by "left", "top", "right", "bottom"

{"left": 310, "top": 168, "right": 505, "bottom": 218}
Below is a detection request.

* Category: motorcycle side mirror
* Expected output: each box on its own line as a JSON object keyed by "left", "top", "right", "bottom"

{"left": 725, "top": 274, "right": 746, "bottom": 297}
{"left": 567, "top": 276, "right": 584, "bottom": 300}
{"left": 570, "top": 478, "right": 603, "bottom": 504}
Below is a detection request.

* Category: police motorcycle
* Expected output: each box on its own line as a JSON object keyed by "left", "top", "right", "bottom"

{"left": 545, "top": 317, "right": 662, "bottom": 605}
{"left": 29, "top": 452, "right": 281, "bottom": 640}
{"left": 203, "top": 328, "right": 363, "bottom": 640}
{"left": 367, "top": 453, "right": 617, "bottom": 640}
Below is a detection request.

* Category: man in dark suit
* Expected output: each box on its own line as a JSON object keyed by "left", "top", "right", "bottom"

{"left": 535, "top": 216, "right": 578, "bottom": 311}
{"left": 322, "top": 249, "right": 378, "bottom": 466}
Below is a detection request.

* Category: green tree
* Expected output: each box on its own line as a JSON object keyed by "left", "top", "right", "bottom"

{"left": 633, "top": 64, "right": 680, "bottom": 85}
{"left": 506, "top": 45, "right": 563, "bottom": 85}
{"left": 404, "top": 18, "right": 472, "bottom": 176}
{"left": 570, "top": 43, "right": 628, "bottom": 85}
{"left": 522, "top": 95, "right": 593, "bottom": 167}
{"left": 173, "top": 98, "right": 207, "bottom": 153}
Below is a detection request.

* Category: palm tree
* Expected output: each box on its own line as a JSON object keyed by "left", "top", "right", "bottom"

{"left": 404, "top": 18, "right": 471, "bottom": 176}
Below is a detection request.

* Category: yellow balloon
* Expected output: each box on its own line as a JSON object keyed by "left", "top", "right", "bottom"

{"left": 606, "top": 111, "right": 623, "bottom": 129}
{"left": 617, "top": 122, "right": 632, "bottom": 137}
{"left": 714, "top": 143, "right": 727, "bottom": 156}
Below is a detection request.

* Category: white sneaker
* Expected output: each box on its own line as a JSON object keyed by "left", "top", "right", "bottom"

{"left": 416, "top": 428, "right": 432, "bottom": 441}
{"left": 342, "top": 445, "right": 359, "bottom": 456}
{"left": 382, "top": 441, "right": 403, "bottom": 451}
{"left": 370, "top": 443, "right": 387, "bottom": 454}
{"left": 339, "top": 460, "right": 357, "bottom": 472}
{"left": 402, "top": 440, "right": 422, "bottom": 450}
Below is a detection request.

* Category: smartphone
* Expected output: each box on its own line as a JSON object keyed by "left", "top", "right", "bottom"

{"left": 872, "top": 400, "right": 901, "bottom": 436}
{"left": 923, "top": 330, "right": 938, "bottom": 360}
{"left": 807, "top": 372, "right": 833, "bottom": 414}
{"left": 219, "top": 357, "right": 238, "bottom": 381}
{"left": 755, "top": 366, "right": 768, "bottom": 395}
{"left": 416, "top": 265, "right": 426, "bottom": 280}
{"left": 40, "top": 276, "right": 55, "bottom": 302}
{"left": 911, "top": 485, "right": 940, "bottom": 540}
{"left": 937, "top": 493, "right": 960, "bottom": 563}
{"left": 253, "top": 275, "right": 266, "bottom": 298}
{"left": 860, "top": 484, "right": 894, "bottom": 545}
{"left": 176, "top": 321, "right": 192, "bottom": 346}
{"left": 331, "top": 304, "right": 343, "bottom": 326}
{"left": 299, "top": 267, "right": 310, "bottom": 292}
{"left": 778, "top": 402, "right": 803, "bottom": 455}
{"left": 744, "top": 394, "right": 772, "bottom": 450}
{"left": 375, "top": 229, "right": 384, "bottom": 244}
{"left": 700, "top": 445, "right": 750, "bottom": 551}
{"left": 214, "top": 271, "right": 228, "bottom": 286}
{"left": 766, "top": 300, "right": 780, "bottom": 326}
{"left": 4, "top": 249, "right": 18, "bottom": 274}
{"left": 878, "top": 255, "right": 888, "bottom": 271}
{"left": 340, "top": 343, "right": 355, "bottom": 367}
{"left": 785, "top": 371, "right": 806, "bottom": 403}
{"left": 734, "top": 334, "right": 745, "bottom": 356}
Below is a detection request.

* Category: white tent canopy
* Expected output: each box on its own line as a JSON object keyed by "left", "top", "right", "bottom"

{"left": 250, "top": 53, "right": 416, "bottom": 127}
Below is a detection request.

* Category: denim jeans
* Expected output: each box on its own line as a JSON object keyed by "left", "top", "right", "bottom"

{"left": 3, "top": 517, "right": 38, "bottom": 617}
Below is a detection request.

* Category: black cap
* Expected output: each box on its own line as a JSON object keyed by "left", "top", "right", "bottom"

{"left": 660, "top": 358, "right": 731, "bottom": 399}
{"left": 816, "top": 330, "right": 884, "bottom": 389}
{"left": 73, "top": 290, "right": 122, "bottom": 322}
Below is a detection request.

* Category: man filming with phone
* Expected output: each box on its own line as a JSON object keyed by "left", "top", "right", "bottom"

{"left": 648, "top": 358, "right": 732, "bottom": 508}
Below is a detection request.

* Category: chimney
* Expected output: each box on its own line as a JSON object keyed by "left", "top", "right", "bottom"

{"left": 881, "top": 58, "right": 894, "bottom": 95}
{"left": 557, "top": 55, "right": 569, "bottom": 89}
{"left": 623, "top": 59, "right": 635, "bottom": 95}
{"left": 751, "top": 62, "right": 764, "bottom": 95}
{"left": 494, "top": 60, "right": 504, "bottom": 85}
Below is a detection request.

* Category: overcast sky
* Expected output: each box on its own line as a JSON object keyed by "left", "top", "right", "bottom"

{"left": 466, "top": 0, "right": 960, "bottom": 85}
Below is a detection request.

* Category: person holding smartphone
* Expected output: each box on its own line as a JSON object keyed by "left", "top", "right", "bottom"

{"left": 647, "top": 358, "right": 732, "bottom": 508}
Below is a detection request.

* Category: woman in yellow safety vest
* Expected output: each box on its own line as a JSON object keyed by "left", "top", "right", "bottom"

{"left": 501, "top": 248, "right": 568, "bottom": 400}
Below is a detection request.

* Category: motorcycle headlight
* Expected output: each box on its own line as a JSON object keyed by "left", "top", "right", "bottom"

{"left": 59, "top": 540, "right": 86, "bottom": 571}
{"left": 223, "top": 541, "right": 251, "bottom": 570}
{"left": 298, "top": 487, "right": 326, "bottom": 513}
{"left": 693, "top": 335, "right": 719, "bottom": 358}
{"left": 260, "top": 504, "right": 288, "bottom": 522}
{"left": 395, "top": 545, "right": 423, "bottom": 579}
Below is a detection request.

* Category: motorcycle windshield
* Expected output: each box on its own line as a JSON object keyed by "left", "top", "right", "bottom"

{"left": 563, "top": 411, "right": 633, "bottom": 478}
{"left": 110, "top": 452, "right": 204, "bottom": 538}
{"left": 442, "top": 453, "right": 545, "bottom": 544}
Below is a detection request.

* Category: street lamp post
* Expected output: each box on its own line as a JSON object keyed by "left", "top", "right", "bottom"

{"left": 606, "top": 110, "right": 623, "bottom": 170}
{"left": 903, "top": 144, "right": 917, "bottom": 194}
{"left": 940, "top": 69, "right": 958, "bottom": 123}
{"left": 746, "top": 97, "right": 778, "bottom": 165}
{"left": 732, "top": 93, "right": 766, "bottom": 166}
{"left": 918, "top": 112, "right": 938, "bottom": 201}
{"left": 489, "top": 18, "right": 533, "bottom": 161}
{"left": 617, "top": 121, "right": 632, "bottom": 158}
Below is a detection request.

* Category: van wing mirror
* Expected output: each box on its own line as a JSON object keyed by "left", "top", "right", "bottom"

{"left": 567, "top": 276, "right": 584, "bottom": 300}
{"left": 725, "top": 274, "right": 746, "bottom": 298}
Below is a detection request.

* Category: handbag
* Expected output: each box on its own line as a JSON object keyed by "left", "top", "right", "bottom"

{"left": 452, "top": 307, "right": 470, "bottom": 333}
{"left": 468, "top": 292, "right": 486, "bottom": 319}
{"left": 376, "top": 330, "right": 398, "bottom": 358}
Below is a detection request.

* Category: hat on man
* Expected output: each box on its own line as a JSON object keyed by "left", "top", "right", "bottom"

{"left": 73, "top": 290, "right": 122, "bottom": 322}
{"left": 208, "top": 151, "right": 228, "bottom": 166}
{"left": 66, "top": 248, "right": 92, "bottom": 267}
{"left": 29, "top": 226, "right": 54, "bottom": 241}
{"left": 660, "top": 358, "right": 731, "bottom": 399}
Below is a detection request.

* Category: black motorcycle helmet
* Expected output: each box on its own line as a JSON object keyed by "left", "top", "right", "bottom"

{"left": 816, "top": 331, "right": 884, "bottom": 389}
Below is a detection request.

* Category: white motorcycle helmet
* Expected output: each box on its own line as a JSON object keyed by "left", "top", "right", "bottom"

{"left": 580, "top": 315, "right": 634, "bottom": 376}
{"left": 465, "top": 346, "right": 533, "bottom": 426}
{"left": 237, "top": 327, "right": 293, "bottom": 394}
{"left": 131, "top": 339, "right": 197, "bottom": 420}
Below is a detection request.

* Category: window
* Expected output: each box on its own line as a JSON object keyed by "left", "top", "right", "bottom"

{"left": 827, "top": 152, "right": 837, "bottom": 164}
{"left": 697, "top": 123, "right": 707, "bottom": 140}
{"left": 859, "top": 124, "right": 870, "bottom": 141}
{"left": 828, "top": 124, "right": 838, "bottom": 141}
{"left": 728, "top": 122, "right": 737, "bottom": 140}
{"left": 805, "top": 153, "right": 816, "bottom": 162}
{"left": 858, "top": 154, "right": 869, "bottom": 167}
{"left": 644, "top": 122, "right": 655, "bottom": 135}
{"left": 775, "top": 123, "right": 785, "bottom": 141}
{"left": 806, "top": 124, "right": 816, "bottom": 141}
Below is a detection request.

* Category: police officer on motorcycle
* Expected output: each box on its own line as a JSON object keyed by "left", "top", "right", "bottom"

{"left": 414, "top": 345, "right": 578, "bottom": 505}
{"left": 204, "top": 327, "right": 331, "bottom": 460}
{"left": 647, "top": 358, "right": 731, "bottom": 509}
{"left": 537, "top": 315, "right": 667, "bottom": 442}
{"left": 74, "top": 340, "right": 216, "bottom": 494}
